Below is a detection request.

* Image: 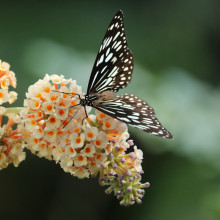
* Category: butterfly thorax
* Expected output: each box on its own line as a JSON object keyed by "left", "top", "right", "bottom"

{"left": 80, "top": 95, "right": 98, "bottom": 106}
{"left": 81, "top": 91, "right": 116, "bottom": 107}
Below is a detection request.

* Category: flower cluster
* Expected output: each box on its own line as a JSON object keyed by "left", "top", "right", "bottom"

{"left": 0, "top": 60, "right": 17, "bottom": 104}
{"left": 98, "top": 135, "right": 150, "bottom": 206}
{"left": 22, "top": 74, "right": 149, "bottom": 205}
{"left": 0, "top": 60, "right": 26, "bottom": 170}
{"left": 0, "top": 58, "right": 150, "bottom": 206}
{"left": 0, "top": 112, "right": 26, "bottom": 169}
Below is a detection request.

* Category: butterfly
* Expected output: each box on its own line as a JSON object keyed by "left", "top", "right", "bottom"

{"left": 63, "top": 10, "right": 173, "bottom": 139}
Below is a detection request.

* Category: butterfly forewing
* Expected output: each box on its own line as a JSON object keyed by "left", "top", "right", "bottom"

{"left": 93, "top": 94, "right": 173, "bottom": 139}
{"left": 87, "top": 10, "right": 133, "bottom": 96}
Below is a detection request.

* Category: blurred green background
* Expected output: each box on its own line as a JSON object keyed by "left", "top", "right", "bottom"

{"left": 0, "top": 0, "right": 220, "bottom": 219}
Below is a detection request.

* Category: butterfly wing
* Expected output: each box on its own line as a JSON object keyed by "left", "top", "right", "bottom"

{"left": 87, "top": 10, "right": 133, "bottom": 96}
{"left": 93, "top": 94, "right": 173, "bottom": 139}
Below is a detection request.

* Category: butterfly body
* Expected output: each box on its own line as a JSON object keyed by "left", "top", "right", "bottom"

{"left": 79, "top": 95, "right": 97, "bottom": 107}
{"left": 73, "top": 10, "right": 173, "bottom": 139}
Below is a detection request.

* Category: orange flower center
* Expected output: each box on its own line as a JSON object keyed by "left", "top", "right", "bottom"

{"left": 97, "top": 154, "right": 102, "bottom": 160}
{"left": 75, "top": 138, "right": 81, "bottom": 144}
{"left": 40, "top": 144, "right": 46, "bottom": 149}
{"left": 44, "top": 87, "right": 50, "bottom": 93}
{"left": 57, "top": 131, "right": 63, "bottom": 136}
{"left": 69, "top": 109, "right": 74, "bottom": 114}
{"left": 33, "top": 138, "right": 38, "bottom": 144}
{"left": 47, "top": 105, "right": 53, "bottom": 111}
{"left": 63, "top": 93, "right": 67, "bottom": 98}
{"left": 71, "top": 100, "right": 77, "bottom": 105}
{"left": 0, "top": 92, "right": 4, "bottom": 98}
{"left": 91, "top": 162, "right": 96, "bottom": 167}
{"left": 69, "top": 147, "right": 74, "bottom": 153}
{"left": 59, "top": 101, "right": 65, "bottom": 107}
{"left": 50, "top": 96, "right": 57, "bottom": 101}
{"left": 35, "top": 101, "right": 40, "bottom": 108}
{"left": 87, "top": 132, "right": 93, "bottom": 138}
{"left": 96, "top": 139, "right": 101, "bottom": 146}
{"left": 38, "top": 128, "right": 43, "bottom": 133}
{"left": 1, "top": 81, "right": 6, "bottom": 87}
{"left": 85, "top": 147, "right": 91, "bottom": 153}
{"left": 100, "top": 113, "right": 106, "bottom": 118}
{"left": 74, "top": 128, "right": 80, "bottom": 133}
{"left": 48, "top": 131, "right": 54, "bottom": 136}
{"left": 37, "top": 112, "right": 42, "bottom": 117}
{"left": 49, "top": 117, "right": 56, "bottom": 123}
{"left": 59, "top": 109, "right": 65, "bottom": 115}
{"left": 36, "top": 93, "right": 42, "bottom": 98}
{"left": 105, "top": 122, "right": 111, "bottom": 128}
{"left": 78, "top": 155, "right": 84, "bottom": 161}
{"left": 31, "top": 120, "right": 36, "bottom": 125}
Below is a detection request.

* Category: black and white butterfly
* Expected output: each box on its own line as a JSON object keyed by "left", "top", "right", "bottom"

{"left": 69, "top": 11, "right": 173, "bottom": 139}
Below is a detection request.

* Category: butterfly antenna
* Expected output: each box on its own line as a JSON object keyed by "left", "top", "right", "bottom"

{"left": 52, "top": 90, "right": 81, "bottom": 100}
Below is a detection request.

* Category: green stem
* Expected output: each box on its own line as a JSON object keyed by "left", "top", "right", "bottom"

{"left": 4, "top": 107, "right": 25, "bottom": 114}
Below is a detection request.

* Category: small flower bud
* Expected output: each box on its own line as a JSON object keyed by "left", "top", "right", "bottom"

{"left": 120, "top": 179, "right": 126, "bottom": 184}
{"left": 127, "top": 139, "right": 134, "bottom": 146}
{"left": 138, "top": 195, "right": 143, "bottom": 199}
{"left": 108, "top": 152, "right": 114, "bottom": 158}
{"left": 136, "top": 199, "right": 142, "bottom": 204}
{"left": 105, "top": 189, "right": 112, "bottom": 194}
{"left": 130, "top": 196, "right": 135, "bottom": 201}
{"left": 126, "top": 169, "right": 131, "bottom": 176}
{"left": 112, "top": 163, "right": 118, "bottom": 168}
{"left": 129, "top": 177, "right": 134, "bottom": 182}
{"left": 129, "top": 152, "right": 136, "bottom": 159}
{"left": 108, "top": 171, "right": 115, "bottom": 176}
{"left": 100, "top": 163, "right": 107, "bottom": 169}
{"left": 115, "top": 146, "right": 120, "bottom": 151}
{"left": 145, "top": 182, "right": 150, "bottom": 188}
{"left": 115, "top": 190, "right": 121, "bottom": 196}
{"left": 127, "top": 186, "right": 132, "bottom": 192}
{"left": 120, "top": 157, "right": 126, "bottom": 163}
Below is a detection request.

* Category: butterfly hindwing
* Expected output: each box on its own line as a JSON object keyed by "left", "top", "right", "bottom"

{"left": 93, "top": 94, "right": 173, "bottom": 139}
{"left": 87, "top": 10, "right": 133, "bottom": 96}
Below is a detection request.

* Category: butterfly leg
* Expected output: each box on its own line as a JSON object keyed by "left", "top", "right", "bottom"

{"left": 62, "top": 104, "right": 81, "bottom": 128}
{"left": 69, "top": 103, "right": 81, "bottom": 109}
{"left": 63, "top": 106, "right": 81, "bottom": 128}
{"left": 81, "top": 106, "right": 88, "bottom": 125}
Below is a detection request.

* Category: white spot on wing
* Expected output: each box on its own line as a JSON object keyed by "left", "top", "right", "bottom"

{"left": 113, "top": 31, "right": 120, "bottom": 41}
{"left": 105, "top": 53, "right": 113, "bottom": 62}
{"left": 111, "top": 57, "right": 117, "bottom": 63}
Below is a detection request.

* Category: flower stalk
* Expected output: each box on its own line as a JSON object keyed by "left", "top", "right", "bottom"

{"left": 4, "top": 107, "right": 25, "bottom": 114}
